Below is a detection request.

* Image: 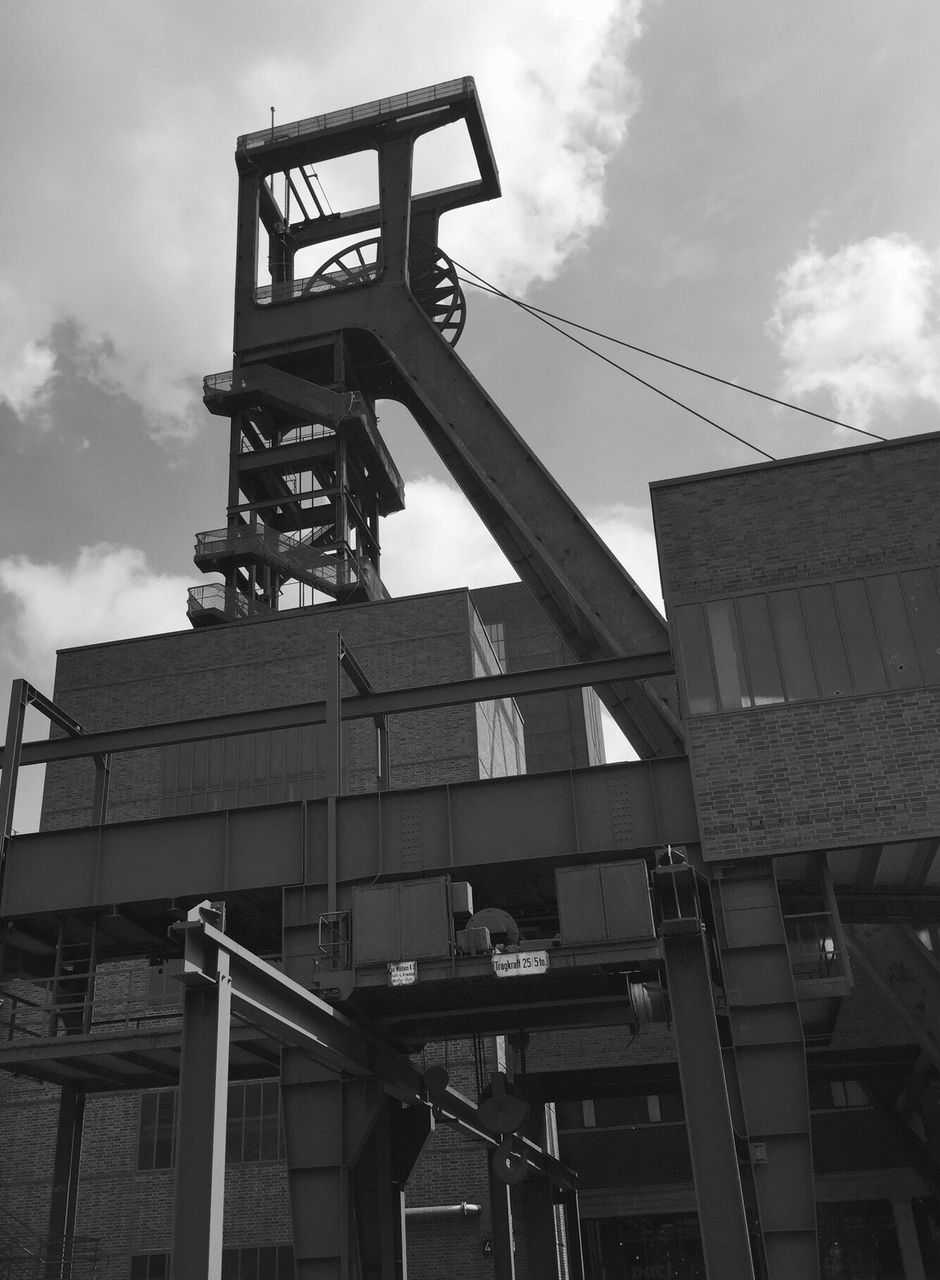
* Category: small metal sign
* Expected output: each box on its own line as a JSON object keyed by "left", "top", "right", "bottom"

{"left": 388, "top": 960, "right": 417, "bottom": 986}
{"left": 492, "top": 950, "right": 549, "bottom": 978}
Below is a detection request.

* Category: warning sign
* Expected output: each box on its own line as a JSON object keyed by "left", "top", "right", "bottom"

{"left": 492, "top": 951, "right": 549, "bottom": 978}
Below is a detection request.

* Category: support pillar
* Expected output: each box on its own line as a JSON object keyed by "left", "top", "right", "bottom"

{"left": 662, "top": 923, "right": 757, "bottom": 1279}
{"left": 45, "top": 1085, "right": 85, "bottom": 1280}
{"left": 519, "top": 1178, "right": 561, "bottom": 1280}
{"left": 487, "top": 1175, "right": 516, "bottom": 1280}
{"left": 562, "top": 1191, "right": 586, "bottom": 1280}
{"left": 716, "top": 863, "right": 818, "bottom": 1280}
{"left": 893, "top": 1199, "right": 927, "bottom": 1280}
{"left": 171, "top": 952, "right": 232, "bottom": 1280}
{"left": 281, "top": 1050, "right": 392, "bottom": 1280}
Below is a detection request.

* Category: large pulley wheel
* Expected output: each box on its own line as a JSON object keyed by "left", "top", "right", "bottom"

{"left": 305, "top": 238, "right": 466, "bottom": 346}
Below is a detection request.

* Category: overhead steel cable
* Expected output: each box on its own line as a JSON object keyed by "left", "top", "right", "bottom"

{"left": 453, "top": 260, "right": 888, "bottom": 455}
{"left": 453, "top": 262, "right": 776, "bottom": 462}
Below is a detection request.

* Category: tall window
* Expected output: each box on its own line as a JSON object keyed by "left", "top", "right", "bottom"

{"left": 226, "top": 1080, "right": 285, "bottom": 1163}
{"left": 138, "top": 1090, "right": 176, "bottom": 1171}
{"left": 137, "top": 1081, "right": 284, "bottom": 1171}
{"left": 673, "top": 566, "right": 940, "bottom": 715}
{"left": 484, "top": 621, "right": 507, "bottom": 670}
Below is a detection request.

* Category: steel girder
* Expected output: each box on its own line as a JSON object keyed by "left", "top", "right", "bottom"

{"left": 169, "top": 915, "right": 574, "bottom": 1280}
{"left": 1, "top": 758, "right": 696, "bottom": 920}
{"left": 714, "top": 863, "right": 819, "bottom": 1280}
{"left": 0, "top": 655, "right": 673, "bottom": 772}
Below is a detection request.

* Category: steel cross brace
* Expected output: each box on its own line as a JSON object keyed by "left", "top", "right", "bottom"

{"left": 171, "top": 914, "right": 575, "bottom": 1183}
{"left": 0, "top": 679, "right": 110, "bottom": 905}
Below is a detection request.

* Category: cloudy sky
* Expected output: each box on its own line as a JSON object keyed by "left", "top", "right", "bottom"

{"left": 2, "top": 1, "right": 939, "bottom": 826}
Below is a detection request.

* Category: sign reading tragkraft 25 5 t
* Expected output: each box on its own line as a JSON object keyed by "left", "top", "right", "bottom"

{"left": 492, "top": 951, "right": 549, "bottom": 978}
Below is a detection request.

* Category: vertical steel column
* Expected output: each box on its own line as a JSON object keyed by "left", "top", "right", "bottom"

{"left": 487, "top": 1174, "right": 516, "bottom": 1280}
{"left": 0, "top": 679, "right": 28, "bottom": 909}
{"left": 377, "top": 135, "right": 414, "bottom": 286}
{"left": 662, "top": 924, "right": 757, "bottom": 1279}
{"left": 171, "top": 951, "right": 232, "bottom": 1280}
{"left": 281, "top": 1049, "right": 387, "bottom": 1280}
{"left": 324, "top": 632, "right": 342, "bottom": 915}
{"left": 91, "top": 755, "right": 111, "bottom": 826}
{"left": 45, "top": 1084, "right": 85, "bottom": 1280}
{"left": 716, "top": 863, "right": 818, "bottom": 1279}
{"left": 354, "top": 1102, "right": 408, "bottom": 1280}
{"left": 892, "top": 1199, "right": 928, "bottom": 1280}
{"left": 561, "top": 1191, "right": 585, "bottom": 1280}
{"left": 519, "top": 1180, "right": 562, "bottom": 1280}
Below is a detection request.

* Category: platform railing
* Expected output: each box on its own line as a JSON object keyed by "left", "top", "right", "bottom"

{"left": 784, "top": 911, "right": 844, "bottom": 980}
{"left": 1, "top": 969, "right": 183, "bottom": 1044}
{"left": 194, "top": 526, "right": 371, "bottom": 592}
{"left": 186, "top": 583, "right": 273, "bottom": 623}
{"left": 238, "top": 78, "right": 471, "bottom": 150}
{"left": 0, "top": 1203, "right": 100, "bottom": 1278}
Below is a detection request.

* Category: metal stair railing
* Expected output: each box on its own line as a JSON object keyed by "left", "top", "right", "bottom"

{"left": 0, "top": 1203, "right": 101, "bottom": 1279}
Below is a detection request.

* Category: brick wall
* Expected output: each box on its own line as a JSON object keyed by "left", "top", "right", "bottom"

{"left": 651, "top": 433, "right": 940, "bottom": 860}
{"left": 41, "top": 589, "right": 522, "bottom": 830}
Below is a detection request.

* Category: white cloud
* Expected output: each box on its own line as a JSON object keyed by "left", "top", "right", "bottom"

{"left": 768, "top": 234, "right": 940, "bottom": 427}
{"left": 0, "top": 283, "right": 56, "bottom": 417}
{"left": 0, "top": 2, "right": 644, "bottom": 439}
{"left": 382, "top": 477, "right": 661, "bottom": 604}
{"left": 380, "top": 477, "right": 517, "bottom": 596}
{"left": 0, "top": 544, "right": 191, "bottom": 687}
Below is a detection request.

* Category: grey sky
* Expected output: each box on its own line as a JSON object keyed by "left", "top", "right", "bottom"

{"left": 2, "top": 0, "right": 938, "bottom": 825}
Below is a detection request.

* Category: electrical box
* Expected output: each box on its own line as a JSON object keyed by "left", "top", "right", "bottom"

{"left": 351, "top": 878, "right": 452, "bottom": 966}
{"left": 556, "top": 861, "right": 655, "bottom": 944}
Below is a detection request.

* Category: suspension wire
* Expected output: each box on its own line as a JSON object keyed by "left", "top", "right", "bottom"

{"left": 454, "top": 264, "right": 775, "bottom": 463}
{"left": 453, "top": 260, "right": 888, "bottom": 451}
{"left": 310, "top": 170, "right": 335, "bottom": 216}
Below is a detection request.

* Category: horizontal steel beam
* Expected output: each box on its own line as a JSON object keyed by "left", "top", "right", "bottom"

{"left": 4, "top": 654, "right": 673, "bottom": 768}
{"left": 3, "top": 758, "right": 696, "bottom": 917}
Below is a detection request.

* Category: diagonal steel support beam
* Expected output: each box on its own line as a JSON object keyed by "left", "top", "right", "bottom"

{"left": 172, "top": 915, "right": 576, "bottom": 1188}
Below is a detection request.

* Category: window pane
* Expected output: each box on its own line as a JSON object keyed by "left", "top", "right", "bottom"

{"left": 261, "top": 1082, "right": 281, "bottom": 1162}
{"left": 834, "top": 580, "right": 888, "bottom": 694}
{"left": 801, "top": 585, "right": 851, "bottom": 697}
{"left": 276, "top": 1246, "right": 293, "bottom": 1280}
{"left": 139, "top": 1091, "right": 176, "bottom": 1171}
{"left": 768, "top": 590, "right": 818, "bottom": 701}
{"left": 156, "top": 1091, "right": 175, "bottom": 1169}
{"left": 221, "top": 1248, "right": 240, "bottom": 1280}
{"left": 737, "top": 595, "right": 784, "bottom": 705}
{"left": 226, "top": 1083, "right": 243, "bottom": 1164}
{"left": 868, "top": 574, "right": 923, "bottom": 688}
{"left": 901, "top": 568, "right": 940, "bottom": 685}
{"left": 704, "top": 601, "right": 749, "bottom": 710}
{"left": 243, "top": 1083, "right": 262, "bottom": 1162}
{"left": 673, "top": 605, "right": 718, "bottom": 715}
{"left": 131, "top": 1255, "right": 169, "bottom": 1280}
